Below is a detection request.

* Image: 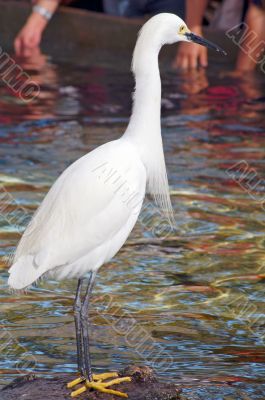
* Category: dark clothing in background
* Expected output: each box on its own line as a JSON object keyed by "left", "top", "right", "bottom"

{"left": 103, "top": 0, "right": 185, "bottom": 18}
{"left": 252, "top": 0, "right": 265, "bottom": 8}
{"left": 68, "top": 0, "right": 185, "bottom": 18}
{"left": 69, "top": 0, "right": 103, "bottom": 12}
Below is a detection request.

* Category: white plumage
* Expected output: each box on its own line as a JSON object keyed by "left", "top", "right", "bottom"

{"left": 9, "top": 139, "right": 146, "bottom": 288}
{"left": 8, "top": 13, "right": 225, "bottom": 291}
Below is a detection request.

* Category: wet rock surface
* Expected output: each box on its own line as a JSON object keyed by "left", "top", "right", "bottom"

{"left": 1, "top": 366, "right": 182, "bottom": 400}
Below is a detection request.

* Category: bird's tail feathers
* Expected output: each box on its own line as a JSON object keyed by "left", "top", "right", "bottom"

{"left": 8, "top": 255, "right": 45, "bottom": 290}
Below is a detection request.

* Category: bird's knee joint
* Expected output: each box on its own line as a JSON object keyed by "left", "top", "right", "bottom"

{"left": 74, "top": 305, "right": 81, "bottom": 317}
{"left": 80, "top": 306, "right": 88, "bottom": 322}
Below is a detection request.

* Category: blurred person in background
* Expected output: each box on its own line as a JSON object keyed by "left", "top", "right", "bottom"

{"left": 174, "top": 0, "right": 265, "bottom": 71}
{"left": 14, "top": 0, "right": 185, "bottom": 57}
{"left": 15, "top": 0, "right": 265, "bottom": 70}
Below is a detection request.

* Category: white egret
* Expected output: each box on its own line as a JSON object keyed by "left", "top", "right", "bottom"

{"left": 8, "top": 13, "right": 226, "bottom": 398}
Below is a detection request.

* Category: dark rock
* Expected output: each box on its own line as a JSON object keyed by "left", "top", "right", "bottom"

{"left": 1, "top": 366, "right": 182, "bottom": 400}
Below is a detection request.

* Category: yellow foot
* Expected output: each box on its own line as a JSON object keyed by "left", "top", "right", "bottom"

{"left": 67, "top": 372, "right": 132, "bottom": 398}
{"left": 67, "top": 373, "right": 119, "bottom": 389}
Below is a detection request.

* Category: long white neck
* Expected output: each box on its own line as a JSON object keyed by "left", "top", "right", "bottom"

{"left": 123, "top": 30, "right": 174, "bottom": 225}
{"left": 126, "top": 41, "right": 161, "bottom": 142}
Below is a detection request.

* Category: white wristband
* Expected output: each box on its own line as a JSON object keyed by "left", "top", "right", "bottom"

{"left": 33, "top": 5, "right": 53, "bottom": 20}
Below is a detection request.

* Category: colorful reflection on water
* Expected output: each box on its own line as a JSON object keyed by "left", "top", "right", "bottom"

{"left": 0, "top": 53, "right": 264, "bottom": 399}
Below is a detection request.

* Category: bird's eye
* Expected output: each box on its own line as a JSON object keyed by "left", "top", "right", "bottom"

{"left": 179, "top": 25, "right": 186, "bottom": 34}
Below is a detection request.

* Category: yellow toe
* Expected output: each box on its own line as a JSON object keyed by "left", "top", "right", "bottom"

{"left": 93, "top": 372, "right": 119, "bottom": 381}
{"left": 70, "top": 385, "right": 87, "bottom": 397}
{"left": 86, "top": 381, "right": 130, "bottom": 398}
{"left": 104, "top": 377, "right": 132, "bottom": 387}
{"left": 67, "top": 377, "right": 85, "bottom": 389}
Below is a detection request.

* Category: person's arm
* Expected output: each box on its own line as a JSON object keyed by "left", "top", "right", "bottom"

{"left": 185, "top": 0, "right": 209, "bottom": 30}
{"left": 174, "top": 0, "right": 209, "bottom": 69}
{"left": 14, "top": 0, "right": 60, "bottom": 56}
{"left": 236, "top": 3, "right": 265, "bottom": 71}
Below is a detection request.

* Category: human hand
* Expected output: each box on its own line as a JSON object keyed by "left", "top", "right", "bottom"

{"left": 19, "top": 46, "right": 48, "bottom": 71}
{"left": 173, "top": 28, "right": 208, "bottom": 70}
{"left": 14, "top": 12, "right": 47, "bottom": 57}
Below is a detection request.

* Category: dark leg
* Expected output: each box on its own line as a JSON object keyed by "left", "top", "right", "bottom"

{"left": 67, "top": 271, "right": 132, "bottom": 397}
{"left": 80, "top": 271, "right": 97, "bottom": 382}
{"left": 74, "top": 278, "right": 84, "bottom": 375}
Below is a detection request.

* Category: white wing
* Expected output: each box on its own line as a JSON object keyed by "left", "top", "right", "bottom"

{"left": 8, "top": 138, "right": 146, "bottom": 289}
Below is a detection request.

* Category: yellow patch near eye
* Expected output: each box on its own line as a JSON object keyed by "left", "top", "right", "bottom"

{"left": 179, "top": 25, "right": 187, "bottom": 34}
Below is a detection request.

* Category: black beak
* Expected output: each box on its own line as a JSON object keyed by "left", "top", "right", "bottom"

{"left": 185, "top": 32, "right": 227, "bottom": 55}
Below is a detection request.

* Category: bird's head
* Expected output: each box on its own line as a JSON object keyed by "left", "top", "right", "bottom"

{"left": 141, "top": 13, "right": 227, "bottom": 55}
